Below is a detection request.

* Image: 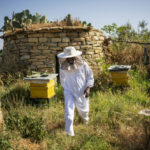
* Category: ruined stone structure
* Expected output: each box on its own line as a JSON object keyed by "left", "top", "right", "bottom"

{"left": 1, "top": 26, "right": 106, "bottom": 74}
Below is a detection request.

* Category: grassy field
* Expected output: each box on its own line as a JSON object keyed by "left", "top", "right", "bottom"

{"left": 0, "top": 70, "right": 150, "bottom": 150}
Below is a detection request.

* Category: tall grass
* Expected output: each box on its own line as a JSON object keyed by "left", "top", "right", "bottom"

{"left": 0, "top": 69, "right": 149, "bottom": 150}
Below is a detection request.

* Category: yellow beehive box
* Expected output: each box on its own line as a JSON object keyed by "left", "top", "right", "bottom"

{"left": 30, "top": 79, "right": 55, "bottom": 98}
{"left": 24, "top": 74, "right": 57, "bottom": 99}
{"left": 110, "top": 71, "right": 129, "bottom": 85}
{"left": 108, "top": 65, "right": 131, "bottom": 86}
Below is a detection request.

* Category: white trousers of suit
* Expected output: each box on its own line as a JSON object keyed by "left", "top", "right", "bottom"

{"left": 64, "top": 90, "right": 89, "bottom": 136}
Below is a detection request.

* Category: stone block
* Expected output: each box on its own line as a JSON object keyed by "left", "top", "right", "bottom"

{"left": 10, "top": 40, "right": 15, "bottom": 44}
{"left": 93, "top": 36, "right": 99, "bottom": 41}
{"left": 57, "top": 33, "right": 66, "bottom": 37}
{"left": 99, "top": 36, "right": 105, "bottom": 41}
{"left": 85, "top": 55, "right": 91, "bottom": 59}
{"left": 29, "top": 58, "right": 37, "bottom": 62}
{"left": 43, "top": 33, "right": 54, "bottom": 37}
{"left": 39, "top": 37, "right": 48, "bottom": 43}
{"left": 28, "top": 38, "right": 38, "bottom": 43}
{"left": 45, "top": 42, "right": 57, "bottom": 47}
{"left": 79, "top": 32, "right": 88, "bottom": 37}
{"left": 58, "top": 43, "right": 69, "bottom": 47}
{"left": 28, "top": 33, "right": 43, "bottom": 38}
{"left": 86, "top": 51, "right": 94, "bottom": 55}
{"left": 74, "top": 46, "right": 80, "bottom": 50}
{"left": 85, "top": 37, "right": 91, "bottom": 42}
{"left": 62, "top": 37, "right": 70, "bottom": 42}
{"left": 26, "top": 45, "right": 33, "bottom": 50}
{"left": 51, "top": 38, "right": 61, "bottom": 42}
{"left": 66, "top": 33, "right": 78, "bottom": 37}
{"left": 32, "top": 56, "right": 47, "bottom": 59}
{"left": 93, "top": 44, "right": 101, "bottom": 47}
{"left": 93, "top": 47, "right": 102, "bottom": 50}
{"left": 81, "top": 45, "right": 92, "bottom": 49}
{"left": 37, "top": 65, "right": 47, "bottom": 68}
{"left": 38, "top": 45, "right": 48, "bottom": 50}
{"left": 86, "top": 41, "right": 93, "bottom": 45}
{"left": 50, "top": 47, "right": 62, "bottom": 51}
{"left": 20, "top": 49, "right": 29, "bottom": 53}
{"left": 20, "top": 38, "right": 28, "bottom": 42}
{"left": 69, "top": 42, "right": 81, "bottom": 46}
{"left": 42, "top": 50, "right": 51, "bottom": 54}
{"left": 32, "top": 62, "right": 44, "bottom": 65}
{"left": 17, "top": 34, "right": 25, "bottom": 39}
{"left": 94, "top": 49, "right": 100, "bottom": 54}
{"left": 73, "top": 38, "right": 85, "bottom": 42}
{"left": 20, "top": 55, "right": 30, "bottom": 60}
{"left": 30, "top": 49, "right": 41, "bottom": 53}
{"left": 89, "top": 32, "right": 95, "bottom": 36}
{"left": 92, "top": 54, "right": 100, "bottom": 58}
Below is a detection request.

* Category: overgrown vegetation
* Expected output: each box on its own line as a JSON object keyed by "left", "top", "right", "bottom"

{"left": 0, "top": 68, "right": 149, "bottom": 149}
{"left": 0, "top": 10, "right": 92, "bottom": 32}
{"left": 101, "top": 21, "right": 150, "bottom": 77}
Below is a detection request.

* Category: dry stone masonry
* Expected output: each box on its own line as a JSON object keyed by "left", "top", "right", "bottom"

{"left": 2, "top": 26, "right": 106, "bottom": 74}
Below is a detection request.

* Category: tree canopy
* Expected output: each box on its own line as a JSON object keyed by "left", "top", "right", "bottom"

{"left": 101, "top": 21, "right": 150, "bottom": 42}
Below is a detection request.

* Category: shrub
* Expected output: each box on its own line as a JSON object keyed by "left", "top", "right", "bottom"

{"left": 52, "top": 84, "right": 64, "bottom": 102}
{"left": 93, "top": 57, "right": 112, "bottom": 91}
{"left": 4, "top": 112, "right": 47, "bottom": 142}
{"left": 0, "top": 130, "right": 12, "bottom": 150}
{"left": 1, "top": 81, "right": 30, "bottom": 110}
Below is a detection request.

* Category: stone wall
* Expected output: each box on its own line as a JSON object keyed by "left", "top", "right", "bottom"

{"left": 2, "top": 27, "right": 106, "bottom": 74}
{"left": 0, "top": 56, "right": 2, "bottom": 64}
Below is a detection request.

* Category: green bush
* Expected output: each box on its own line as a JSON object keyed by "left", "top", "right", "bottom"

{"left": 0, "top": 130, "right": 13, "bottom": 150}
{"left": 1, "top": 81, "right": 30, "bottom": 110}
{"left": 52, "top": 84, "right": 64, "bottom": 101}
{"left": 93, "top": 57, "right": 112, "bottom": 91}
{"left": 4, "top": 112, "right": 47, "bottom": 142}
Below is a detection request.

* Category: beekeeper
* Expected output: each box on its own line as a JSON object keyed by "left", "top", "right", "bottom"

{"left": 57, "top": 46, "right": 94, "bottom": 136}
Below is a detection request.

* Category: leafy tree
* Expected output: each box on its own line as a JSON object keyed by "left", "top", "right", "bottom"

{"left": 102, "top": 21, "right": 150, "bottom": 42}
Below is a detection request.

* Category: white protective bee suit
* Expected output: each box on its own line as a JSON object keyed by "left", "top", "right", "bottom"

{"left": 58, "top": 47, "right": 94, "bottom": 136}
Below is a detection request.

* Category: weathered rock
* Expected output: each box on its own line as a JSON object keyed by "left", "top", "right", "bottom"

{"left": 66, "top": 33, "right": 78, "bottom": 37}
{"left": 38, "top": 45, "right": 48, "bottom": 50}
{"left": 50, "top": 47, "right": 62, "bottom": 51}
{"left": 28, "top": 38, "right": 38, "bottom": 43}
{"left": 73, "top": 38, "right": 85, "bottom": 42}
{"left": 20, "top": 55, "right": 30, "bottom": 60}
{"left": 28, "top": 33, "right": 43, "bottom": 38}
{"left": 32, "top": 62, "right": 44, "bottom": 65}
{"left": 58, "top": 43, "right": 69, "bottom": 47}
{"left": 86, "top": 51, "right": 94, "bottom": 55}
{"left": 51, "top": 38, "right": 61, "bottom": 42}
{"left": 44, "top": 33, "right": 54, "bottom": 38}
{"left": 17, "top": 34, "right": 25, "bottom": 39}
{"left": 62, "top": 37, "right": 70, "bottom": 43}
{"left": 39, "top": 38, "right": 48, "bottom": 43}
{"left": 45, "top": 42, "right": 57, "bottom": 47}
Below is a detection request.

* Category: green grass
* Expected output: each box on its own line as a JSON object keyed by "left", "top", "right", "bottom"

{"left": 0, "top": 70, "right": 149, "bottom": 150}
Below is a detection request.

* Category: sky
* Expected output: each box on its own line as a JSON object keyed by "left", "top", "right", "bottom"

{"left": 0, "top": 0, "right": 150, "bottom": 49}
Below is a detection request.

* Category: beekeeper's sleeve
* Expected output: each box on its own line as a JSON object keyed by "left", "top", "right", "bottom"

{"left": 85, "top": 63, "right": 94, "bottom": 88}
{"left": 59, "top": 69, "right": 65, "bottom": 88}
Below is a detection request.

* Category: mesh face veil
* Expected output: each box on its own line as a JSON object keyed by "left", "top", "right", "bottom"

{"left": 58, "top": 56, "right": 84, "bottom": 71}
